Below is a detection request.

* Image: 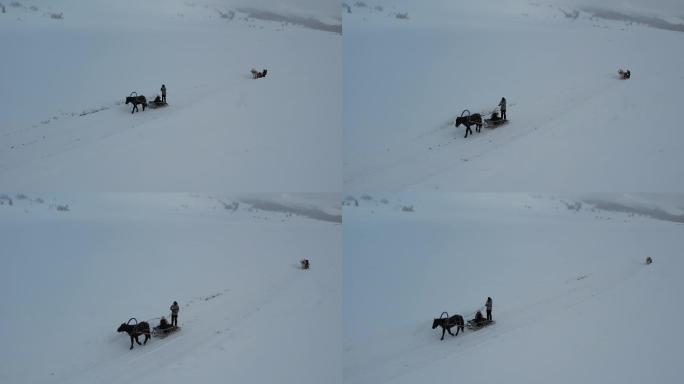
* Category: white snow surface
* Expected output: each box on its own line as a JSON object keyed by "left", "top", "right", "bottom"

{"left": 0, "top": 193, "right": 341, "bottom": 384}
{"left": 343, "top": 0, "right": 684, "bottom": 192}
{"left": 343, "top": 193, "right": 684, "bottom": 384}
{"left": 0, "top": 0, "right": 341, "bottom": 191}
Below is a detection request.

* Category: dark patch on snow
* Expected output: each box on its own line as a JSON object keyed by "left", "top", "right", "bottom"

{"left": 401, "top": 205, "right": 414, "bottom": 212}
{"left": 240, "top": 198, "right": 341, "bottom": 223}
{"left": 79, "top": 106, "right": 109, "bottom": 116}
{"left": 215, "top": 8, "right": 235, "bottom": 20}
{"left": 202, "top": 292, "right": 223, "bottom": 301}
{"left": 343, "top": 196, "right": 359, "bottom": 207}
{"left": 218, "top": 200, "right": 239, "bottom": 212}
{"left": 0, "top": 194, "right": 13, "bottom": 206}
{"left": 561, "top": 200, "right": 582, "bottom": 212}
{"left": 236, "top": 7, "right": 341, "bottom": 34}
{"left": 583, "top": 199, "right": 684, "bottom": 224}
{"left": 582, "top": 7, "right": 684, "bottom": 33}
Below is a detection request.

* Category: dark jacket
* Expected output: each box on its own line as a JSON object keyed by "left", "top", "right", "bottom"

{"left": 485, "top": 298, "right": 492, "bottom": 310}
{"left": 161, "top": 85, "right": 167, "bottom": 96}
{"left": 498, "top": 98, "right": 506, "bottom": 111}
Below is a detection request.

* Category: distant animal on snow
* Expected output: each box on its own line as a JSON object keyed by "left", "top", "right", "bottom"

{"left": 618, "top": 69, "right": 631, "bottom": 79}
{"left": 117, "top": 319, "right": 151, "bottom": 350}
{"left": 455, "top": 113, "right": 482, "bottom": 138}
{"left": 646, "top": 256, "right": 652, "bottom": 265}
{"left": 432, "top": 312, "right": 464, "bottom": 341}
{"left": 251, "top": 68, "right": 268, "bottom": 79}
{"left": 125, "top": 92, "right": 147, "bottom": 114}
{"left": 301, "top": 259, "right": 310, "bottom": 269}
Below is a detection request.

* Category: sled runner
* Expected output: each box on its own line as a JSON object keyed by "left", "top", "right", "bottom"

{"left": 147, "top": 99, "right": 168, "bottom": 109}
{"left": 466, "top": 318, "right": 494, "bottom": 331}
{"left": 152, "top": 324, "right": 180, "bottom": 338}
{"left": 484, "top": 111, "right": 508, "bottom": 128}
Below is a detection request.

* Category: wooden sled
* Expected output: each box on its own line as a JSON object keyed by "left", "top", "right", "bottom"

{"left": 152, "top": 325, "right": 180, "bottom": 338}
{"left": 466, "top": 319, "right": 495, "bottom": 331}
{"left": 147, "top": 100, "right": 168, "bottom": 109}
{"left": 484, "top": 112, "right": 508, "bottom": 128}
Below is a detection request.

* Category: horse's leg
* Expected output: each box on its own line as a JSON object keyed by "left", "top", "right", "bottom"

{"left": 129, "top": 336, "right": 134, "bottom": 350}
{"left": 144, "top": 333, "right": 149, "bottom": 345}
{"left": 135, "top": 335, "right": 142, "bottom": 345}
{"left": 447, "top": 327, "right": 455, "bottom": 336}
{"left": 441, "top": 327, "right": 445, "bottom": 341}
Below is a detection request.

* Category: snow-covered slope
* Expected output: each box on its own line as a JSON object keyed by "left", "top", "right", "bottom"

{"left": 343, "top": 193, "right": 684, "bottom": 383}
{"left": 0, "top": 0, "right": 341, "bottom": 191}
{"left": 0, "top": 193, "right": 341, "bottom": 384}
{"left": 343, "top": 0, "right": 684, "bottom": 192}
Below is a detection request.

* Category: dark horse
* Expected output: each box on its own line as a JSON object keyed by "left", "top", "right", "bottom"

{"left": 117, "top": 319, "right": 151, "bottom": 350}
{"left": 125, "top": 93, "right": 147, "bottom": 114}
{"left": 432, "top": 313, "right": 464, "bottom": 341}
{"left": 455, "top": 113, "right": 482, "bottom": 138}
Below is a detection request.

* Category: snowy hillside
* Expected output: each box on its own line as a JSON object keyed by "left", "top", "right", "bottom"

{"left": 343, "top": 0, "right": 684, "bottom": 192}
{"left": 0, "top": 193, "right": 341, "bottom": 384}
{"left": 0, "top": 0, "right": 341, "bottom": 191}
{"left": 343, "top": 193, "right": 684, "bottom": 384}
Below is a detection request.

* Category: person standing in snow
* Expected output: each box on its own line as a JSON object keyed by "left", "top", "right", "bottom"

{"left": 485, "top": 297, "right": 493, "bottom": 321}
{"left": 498, "top": 97, "right": 507, "bottom": 120}
{"left": 160, "top": 84, "right": 167, "bottom": 103}
{"left": 170, "top": 301, "right": 179, "bottom": 327}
